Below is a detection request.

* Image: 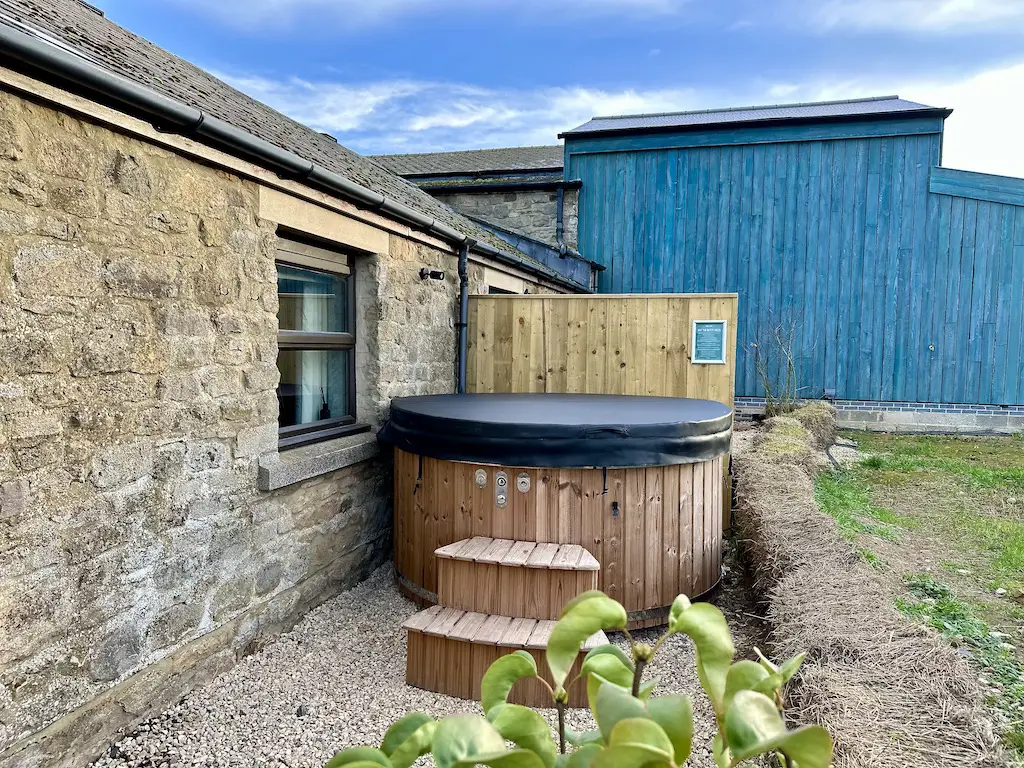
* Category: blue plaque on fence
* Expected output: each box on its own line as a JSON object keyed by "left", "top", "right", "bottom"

{"left": 691, "top": 320, "right": 727, "bottom": 364}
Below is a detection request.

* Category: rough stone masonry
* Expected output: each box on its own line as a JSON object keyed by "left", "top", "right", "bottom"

{"left": 0, "top": 85, "right": 551, "bottom": 766}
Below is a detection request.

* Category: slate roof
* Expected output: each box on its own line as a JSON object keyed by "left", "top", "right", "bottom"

{"left": 561, "top": 96, "right": 951, "bottom": 137}
{"left": 0, "top": 0, "right": 540, "bottom": 268}
{"left": 373, "top": 146, "right": 564, "bottom": 178}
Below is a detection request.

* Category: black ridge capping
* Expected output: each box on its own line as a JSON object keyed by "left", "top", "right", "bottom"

{"left": 377, "top": 393, "right": 733, "bottom": 469}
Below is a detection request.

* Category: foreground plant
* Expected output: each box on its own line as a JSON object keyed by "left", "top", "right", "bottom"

{"left": 326, "top": 591, "right": 833, "bottom": 768}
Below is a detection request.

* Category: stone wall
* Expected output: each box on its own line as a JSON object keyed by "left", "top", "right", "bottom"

{"left": 432, "top": 188, "right": 578, "bottom": 248}
{"left": 0, "top": 86, "right": 536, "bottom": 766}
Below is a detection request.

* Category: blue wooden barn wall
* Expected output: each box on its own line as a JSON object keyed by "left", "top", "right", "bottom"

{"left": 566, "top": 122, "right": 1024, "bottom": 405}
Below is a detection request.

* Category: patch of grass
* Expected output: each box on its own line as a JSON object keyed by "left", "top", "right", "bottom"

{"left": 856, "top": 546, "right": 886, "bottom": 569}
{"left": 851, "top": 432, "right": 1024, "bottom": 492}
{"left": 843, "top": 431, "right": 1024, "bottom": 596}
{"left": 813, "top": 471, "right": 910, "bottom": 541}
{"left": 897, "top": 574, "right": 1024, "bottom": 756}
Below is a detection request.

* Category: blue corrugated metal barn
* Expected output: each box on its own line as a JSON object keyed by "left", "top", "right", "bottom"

{"left": 561, "top": 96, "right": 1024, "bottom": 412}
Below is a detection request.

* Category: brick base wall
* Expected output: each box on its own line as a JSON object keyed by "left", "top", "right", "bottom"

{"left": 734, "top": 397, "right": 1024, "bottom": 434}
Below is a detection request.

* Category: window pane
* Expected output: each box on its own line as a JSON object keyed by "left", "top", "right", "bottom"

{"left": 277, "top": 349, "right": 351, "bottom": 428}
{"left": 277, "top": 263, "right": 349, "bottom": 333}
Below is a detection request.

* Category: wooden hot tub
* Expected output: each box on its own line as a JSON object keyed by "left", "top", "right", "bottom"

{"left": 380, "top": 393, "right": 732, "bottom": 628}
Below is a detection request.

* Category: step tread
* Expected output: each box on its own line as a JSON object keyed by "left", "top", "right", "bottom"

{"left": 436, "top": 537, "right": 600, "bottom": 571}
{"left": 405, "top": 608, "right": 608, "bottom": 651}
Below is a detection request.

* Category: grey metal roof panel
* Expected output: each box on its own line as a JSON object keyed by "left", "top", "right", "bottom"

{"left": 373, "top": 146, "right": 564, "bottom": 177}
{"left": 0, "top": 0, "right": 539, "bottom": 268}
{"left": 561, "top": 96, "right": 950, "bottom": 137}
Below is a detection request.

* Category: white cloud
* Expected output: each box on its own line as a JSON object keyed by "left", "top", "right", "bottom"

{"left": 813, "top": 0, "right": 1024, "bottom": 32}
{"left": 166, "top": 0, "right": 686, "bottom": 29}
{"left": 761, "top": 60, "right": 1024, "bottom": 177}
{"left": 216, "top": 69, "right": 708, "bottom": 153}
{"left": 218, "top": 61, "right": 1024, "bottom": 178}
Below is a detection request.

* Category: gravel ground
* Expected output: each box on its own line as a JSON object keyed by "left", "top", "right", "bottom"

{"left": 94, "top": 559, "right": 762, "bottom": 768}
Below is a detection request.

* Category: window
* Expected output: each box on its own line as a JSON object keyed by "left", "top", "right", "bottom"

{"left": 275, "top": 237, "right": 365, "bottom": 449}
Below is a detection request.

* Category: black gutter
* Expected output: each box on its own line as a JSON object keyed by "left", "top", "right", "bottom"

{"left": 456, "top": 241, "right": 470, "bottom": 394}
{"left": 557, "top": 108, "right": 954, "bottom": 140}
{"left": 0, "top": 18, "right": 587, "bottom": 293}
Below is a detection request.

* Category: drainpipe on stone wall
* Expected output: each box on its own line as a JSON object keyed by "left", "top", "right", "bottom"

{"left": 456, "top": 240, "right": 472, "bottom": 394}
{"left": 556, "top": 184, "right": 567, "bottom": 258}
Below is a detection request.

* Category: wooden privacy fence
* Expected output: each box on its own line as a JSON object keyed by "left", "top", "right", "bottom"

{"left": 466, "top": 293, "right": 737, "bottom": 406}
{"left": 466, "top": 293, "right": 738, "bottom": 529}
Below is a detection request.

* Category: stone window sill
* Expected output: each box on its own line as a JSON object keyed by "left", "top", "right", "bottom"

{"left": 258, "top": 430, "right": 380, "bottom": 491}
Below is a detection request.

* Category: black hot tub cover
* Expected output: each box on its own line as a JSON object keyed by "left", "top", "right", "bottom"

{"left": 377, "top": 393, "right": 732, "bottom": 468}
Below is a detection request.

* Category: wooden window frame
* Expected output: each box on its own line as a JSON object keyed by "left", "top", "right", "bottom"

{"left": 276, "top": 239, "right": 367, "bottom": 450}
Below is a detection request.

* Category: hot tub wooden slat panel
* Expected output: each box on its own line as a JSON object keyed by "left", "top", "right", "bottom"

{"left": 457, "top": 463, "right": 474, "bottom": 544}
{"left": 645, "top": 466, "right": 663, "bottom": 609}
{"left": 394, "top": 449, "right": 724, "bottom": 622}
{"left": 602, "top": 468, "right": 626, "bottom": 605}
{"left": 625, "top": 467, "right": 645, "bottom": 612}
{"left": 662, "top": 463, "right": 680, "bottom": 599}
{"left": 581, "top": 470, "right": 602, "bottom": 572}
{"left": 534, "top": 470, "right": 551, "bottom": 542}
{"left": 691, "top": 460, "right": 705, "bottom": 594}
{"left": 513, "top": 469, "right": 534, "bottom": 542}
{"left": 679, "top": 464, "right": 694, "bottom": 595}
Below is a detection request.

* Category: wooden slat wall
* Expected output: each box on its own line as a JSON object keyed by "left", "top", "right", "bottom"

{"left": 466, "top": 294, "right": 737, "bottom": 410}
{"left": 566, "top": 129, "right": 1024, "bottom": 406}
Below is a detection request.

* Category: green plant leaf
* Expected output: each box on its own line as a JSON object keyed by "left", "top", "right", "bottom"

{"left": 724, "top": 660, "right": 771, "bottom": 713}
{"left": 754, "top": 647, "right": 779, "bottom": 674}
{"left": 565, "top": 728, "right": 604, "bottom": 748}
{"left": 432, "top": 715, "right": 508, "bottom": 768}
{"left": 668, "top": 594, "right": 692, "bottom": 633}
{"left": 580, "top": 651, "right": 634, "bottom": 690}
{"left": 725, "top": 690, "right": 833, "bottom": 768}
{"left": 636, "top": 679, "right": 657, "bottom": 700}
{"left": 582, "top": 644, "right": 635, "bottom": 673}
{"left": 725, "top": 689, "right": 785, "bottom": 756}
{"left": 563, "top": 743, "right": 604, "bottom": 768}
{"left": 325, "top": 747, "right": 392, "bottom": 767}
{"left": 481, "top": 651, "right": 539, "bottom": 713}
{"left": 388, "top": 722, "right": 437, "bottom": 768}
{"left": 487, "top": 704, "right": 558, "bottom": 768}
{"left": 558, "top": 590, "right": 609, "bottom": 618}
{"left": 380, "top": 713, "right": 433, "bottom": 756}
{"left": 712, "top": 733, "right": 730, "bottom": 768}
{"left": 594, "top": 677, "right": 647, "bottom": 741}
{"left": 589, "top": 718, "right": 674, "bottom": 768}
{"left": 668, "top": 602, "right": 735, "bottom": 715}
{"left": 546, "top": 594, "right": 627, "bottom": 690}
{"left": 778, "top": 652, "right": 806, "bottom": 684}
{"left": 454, "top": 750, "right": 547, "bottom": 768}
{"left": 647, "top": 695, "right": 693, "bottom": 765}
{"left": 608, "top": 718, "right": 674, "bottom": 760}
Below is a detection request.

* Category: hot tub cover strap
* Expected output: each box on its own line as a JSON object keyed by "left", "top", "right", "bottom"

{"left": 377, "top": 393, "right": 732, "bottom": 468}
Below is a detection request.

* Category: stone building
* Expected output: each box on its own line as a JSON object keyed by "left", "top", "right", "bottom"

{"left": 373, "top": 146, "right": 598, "bottom": 290}
{"left": 0, "top": 2, "right": 591, "bottom": 766}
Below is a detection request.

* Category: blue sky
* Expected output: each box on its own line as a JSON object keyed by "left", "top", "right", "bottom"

{"left": 92, "top": 0, "right": 1024, "bottom": 175}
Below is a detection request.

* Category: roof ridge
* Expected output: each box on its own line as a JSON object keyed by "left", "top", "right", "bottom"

{"left": 590, "top": 94, "right": 905, "bottom": 122}
{"left": 372, "top": 144, "right": 562, "bottom": 159}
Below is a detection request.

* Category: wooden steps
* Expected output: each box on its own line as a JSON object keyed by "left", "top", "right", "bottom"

{"left": 436, "top": 537, "right": 600, "bottom": 620}
{"left": 404, "top": 605, "right": 605, "bottom": 708}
